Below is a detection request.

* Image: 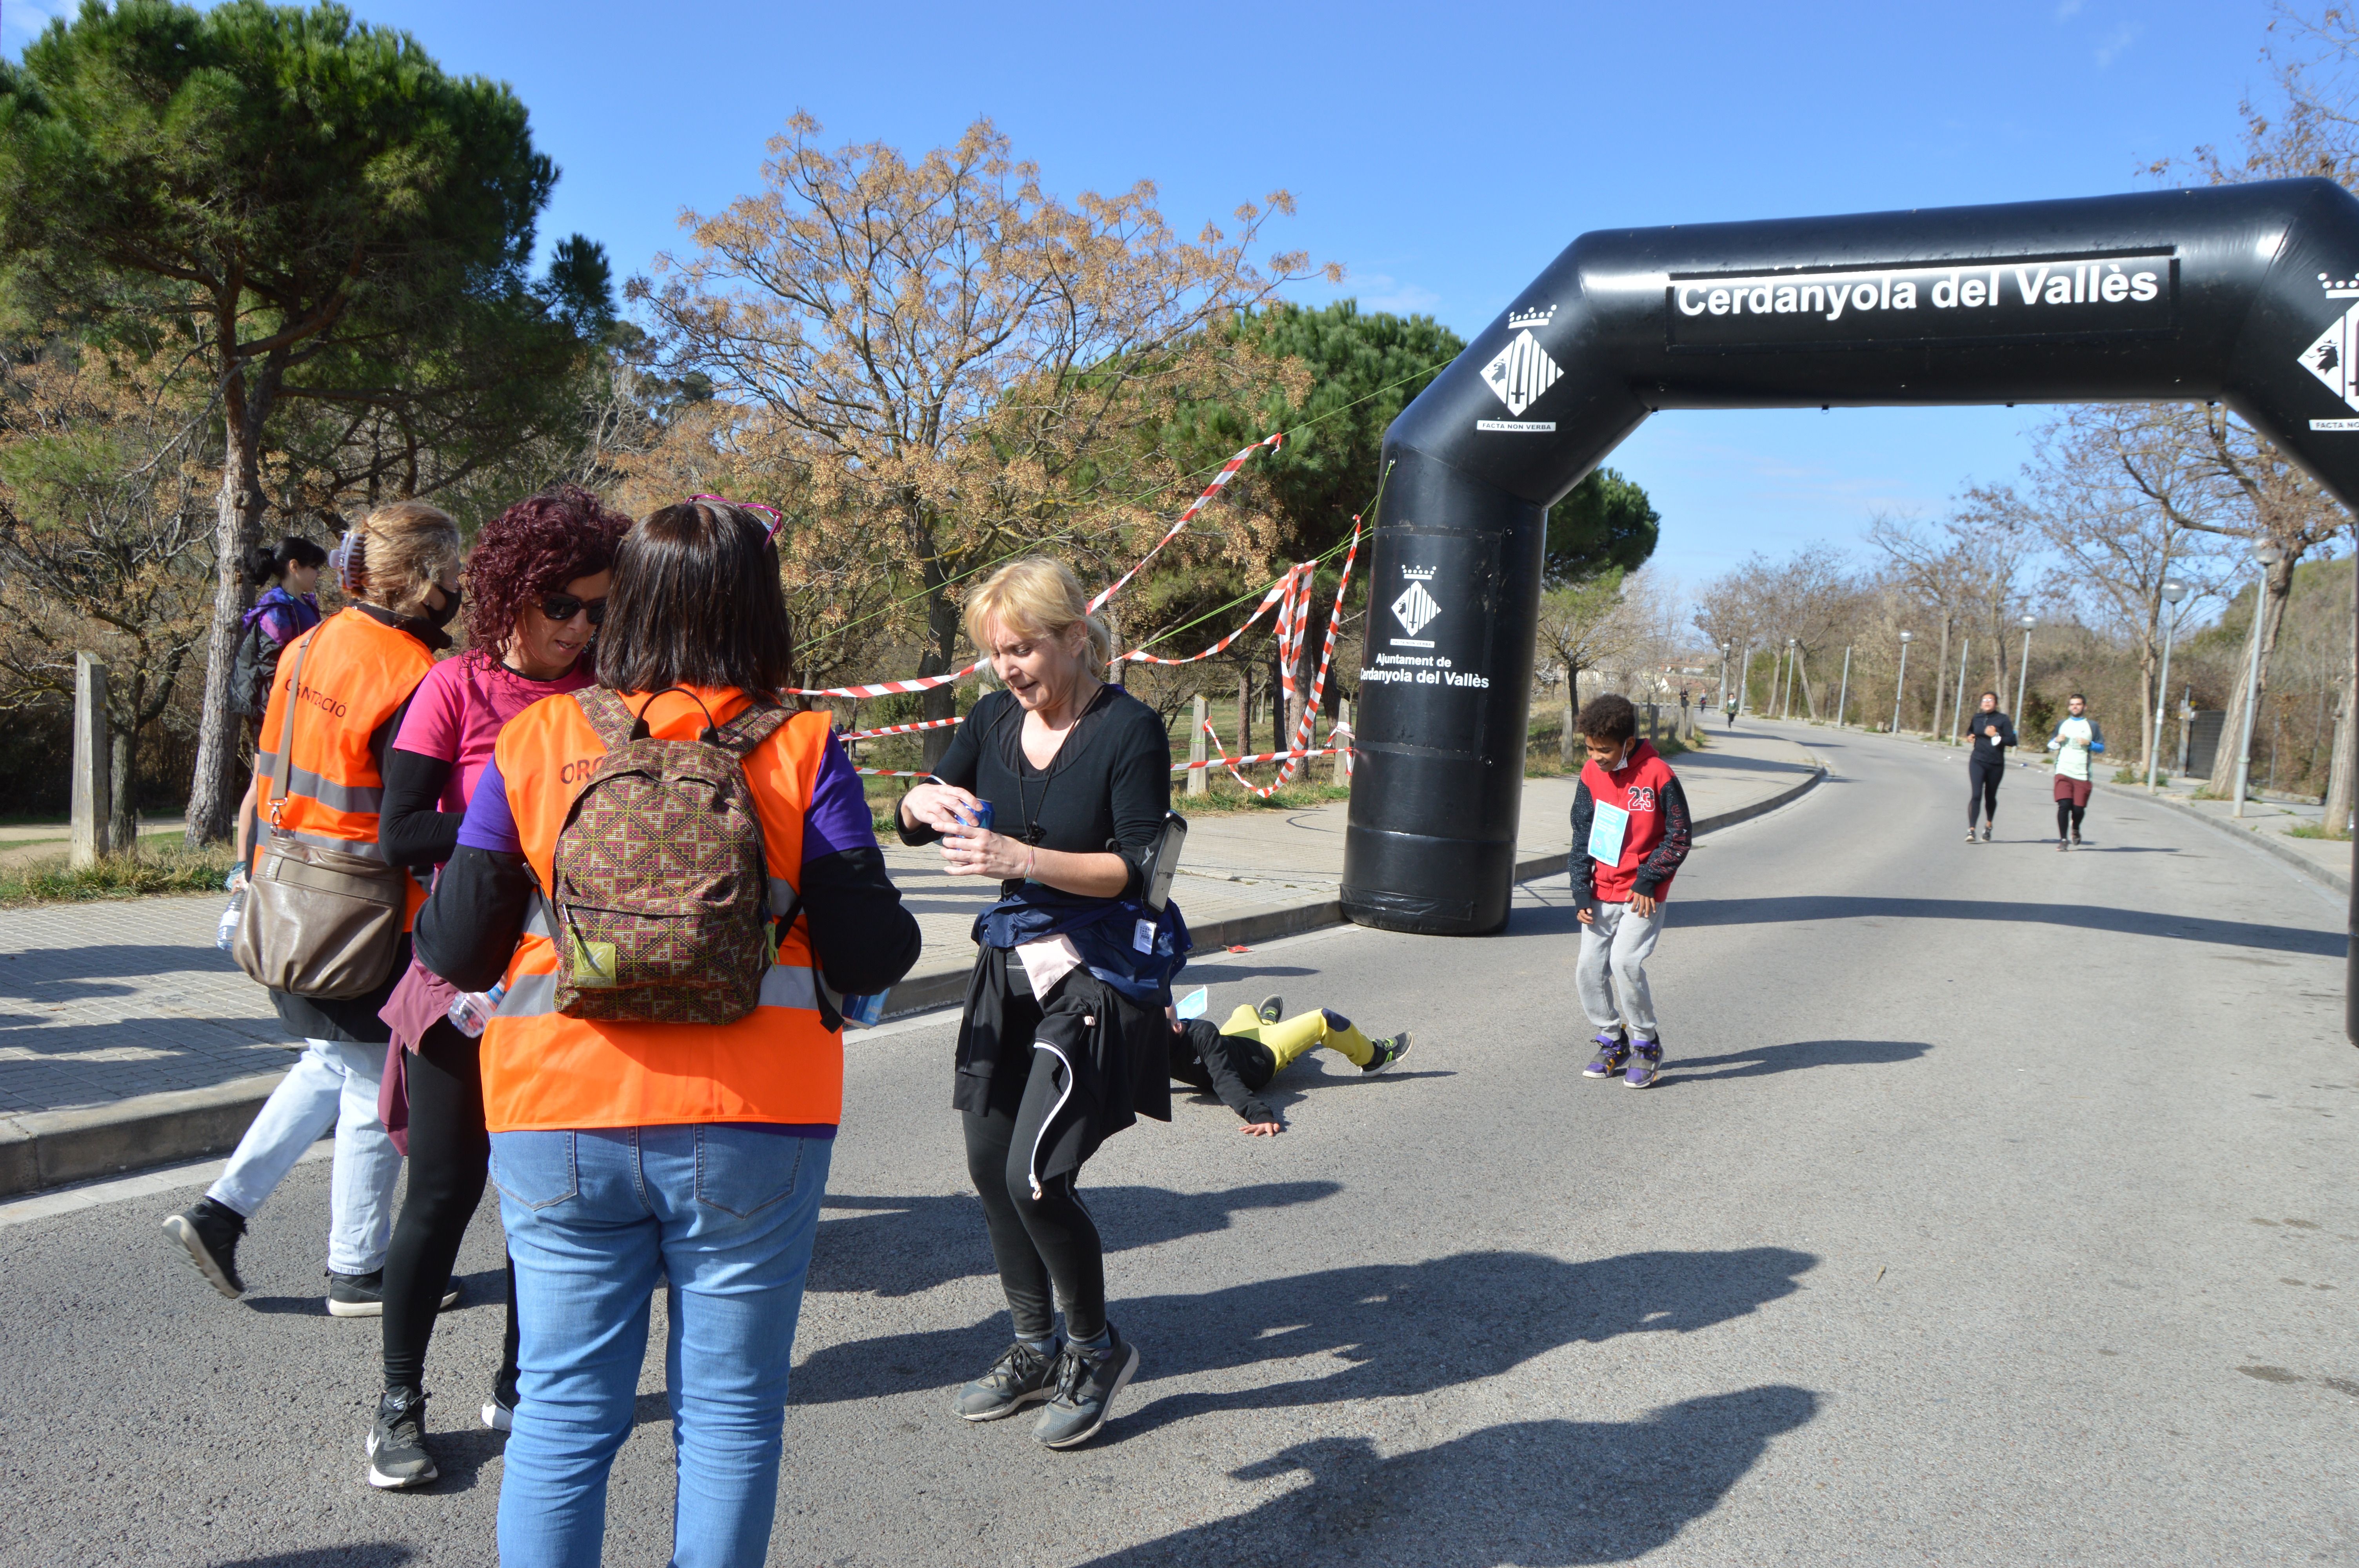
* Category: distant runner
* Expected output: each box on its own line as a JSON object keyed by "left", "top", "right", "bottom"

{"left": 2046, "top": 694, "right": 2105, "bottom": 850}
{"left": 1965, "top": 691, "right": 2017, "bottom": 843}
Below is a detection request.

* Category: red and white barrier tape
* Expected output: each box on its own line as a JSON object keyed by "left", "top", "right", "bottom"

{"left": 837, "top": 715, "right": 961, "bottom": 741}
{"left": 1119, "top": 566, "right": 1304, "bottom": 668}
{"left": 1086, "top": 432, "right": 1282, "bottom": 613}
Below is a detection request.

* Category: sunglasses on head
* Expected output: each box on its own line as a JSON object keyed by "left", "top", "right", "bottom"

{"left": 691, "top": 494, "right": 786, "bottom": 543}
{"left": 538, "top": 591, "right": 607, "bottom": 626}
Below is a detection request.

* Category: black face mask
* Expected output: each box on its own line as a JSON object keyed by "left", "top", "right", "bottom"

{"left": 424, "top": 586, "right": 463, "bottom": 630}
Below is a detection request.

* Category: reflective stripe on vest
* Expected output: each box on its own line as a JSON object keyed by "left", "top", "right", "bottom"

{"left": 494, "top": 964, "right": 818, "bottom": 1018}
{"left": 251, "top": 609, "right": 433, "bottom": 924}
{"left": 479, "top": 690, "right": 843, "bottom": 1134}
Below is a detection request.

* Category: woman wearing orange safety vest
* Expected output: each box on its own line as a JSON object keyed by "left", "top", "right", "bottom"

{"left": 415, "top": 500, "right": 920, "bottom": 1568}
{"left": 164, "top": 503, "right": 465, "bottom": 1325}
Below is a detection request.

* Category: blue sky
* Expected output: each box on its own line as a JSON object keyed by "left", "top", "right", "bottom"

{"left": 4, "top": 0, "right": 2284, "bottom": 595}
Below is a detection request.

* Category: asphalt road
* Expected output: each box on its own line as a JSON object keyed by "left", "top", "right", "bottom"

{"left": 4, "top": 722, "right": 2354, "bottom": 1566}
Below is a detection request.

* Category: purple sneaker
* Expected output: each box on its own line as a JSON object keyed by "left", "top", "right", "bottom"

{"left": 1624, "top": 1040, "right": 1663, "bottom": 1089}
{"left": 1582, "top": 1034, "right": 1630, "bottom": 1078}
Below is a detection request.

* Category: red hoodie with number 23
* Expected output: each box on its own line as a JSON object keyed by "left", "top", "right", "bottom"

{"left": 1569, "top": 739, "right": 1694, "bottom": 908}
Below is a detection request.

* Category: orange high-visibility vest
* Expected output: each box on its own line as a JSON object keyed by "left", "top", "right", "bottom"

{"left": 478, "top": 686, "right": 844, "bottom": 1134}
{"left": 253, "top": 606, "right": 437, "bottom": 928}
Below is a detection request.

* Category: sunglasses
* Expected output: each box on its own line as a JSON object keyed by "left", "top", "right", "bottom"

{"left": 538, "top": 591, "right": 607, "bottom": 626}
{"left": 691, "top": 494, "right": 786, "bottom": 543}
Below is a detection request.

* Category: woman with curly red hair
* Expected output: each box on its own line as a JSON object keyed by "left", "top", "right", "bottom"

{"left": 363, "top": 483, "right": 633, "bottom": 1490}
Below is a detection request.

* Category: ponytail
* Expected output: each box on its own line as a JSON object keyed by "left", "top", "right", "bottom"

{"left": 245, "top": 534, "right": 330, "bottom": 589}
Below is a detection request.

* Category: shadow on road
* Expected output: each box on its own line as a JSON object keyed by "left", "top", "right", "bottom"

{"left": 793, "top": 1246, "right": 1816, "bottom": 1426}
{"left": 1074, "top": 1387, "right": 1817, "bottom": 1566}
{"left": 1667, "top": 895, "right": 2341, "bottom": 956}
{"left": 807, "top": 1180, "right": 1344, "bottom": 1298}
{"left": 1661, "top": 1038, "right": 1930, "bottom": 1086}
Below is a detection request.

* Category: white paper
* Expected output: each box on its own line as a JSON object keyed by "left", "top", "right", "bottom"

{"left": 1588, "top": 801, "right": 1631, "bottom": 865}
{"left": 1015, "top": 934, "right": 1084, "bottom": 997}
{"left": 1134, "top": 918, "right": 1156, "bottom": 954}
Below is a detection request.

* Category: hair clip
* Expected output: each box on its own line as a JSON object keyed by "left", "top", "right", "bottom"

{"left": 691, "top": 494, "right": 786, "bottom": 543}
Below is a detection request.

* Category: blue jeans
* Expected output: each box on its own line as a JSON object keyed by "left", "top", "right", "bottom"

{"left": 208, "top": 1037, "right": 400, "bottom": 1276}
{"left": 490, "top": 1125, "right": 833, "bottom": 1568}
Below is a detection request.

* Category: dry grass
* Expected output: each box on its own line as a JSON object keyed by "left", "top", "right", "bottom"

{"left": 0, "top": 838, "right": 240, "bottom": 907}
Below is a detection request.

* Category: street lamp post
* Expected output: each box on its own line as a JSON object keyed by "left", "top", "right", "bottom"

{"left": 2231, "top": 541, "right": 2286, "bottom": 818}
{"left": 1835, "top": 645, "right": 1852, "bottom": 727}
{"left": 2148, "top": 579, "right": 2188, "bottom": 792}
{"left": 2014, "top": 615, "right": 2035, "bottom": 723}
{"left": 1736, "top": 642, "right": 1753, "bottom": 717}
{"left": 1717, "top": 642, "right": 1731, "bottom": 711}
{"left": 1892, "top": 632, "right": 1913, "bottom": 733}
{"left": 1952, "top": 639, "right": 1970, "bottom": 742}
{"left": 1782, "top": 638, "right": 1798, "bottom": 718}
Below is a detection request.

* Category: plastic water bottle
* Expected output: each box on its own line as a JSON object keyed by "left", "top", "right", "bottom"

{"left": 214, "top": 869, "right": 247, "bottom": 953}
{"left": 447, "top": 981, "right": 507, "bottom": 1038}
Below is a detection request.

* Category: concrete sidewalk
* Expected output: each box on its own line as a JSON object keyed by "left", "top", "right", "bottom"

{"left": 0, "top": 727, "right": 1821, "bottom": 1193}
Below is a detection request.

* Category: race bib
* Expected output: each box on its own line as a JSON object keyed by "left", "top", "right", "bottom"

{"left": 1588, "top": 802, "right": 1631, "bottom": 866}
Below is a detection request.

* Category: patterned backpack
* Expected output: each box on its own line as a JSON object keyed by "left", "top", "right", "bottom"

{"left": 549, "top": 687, "right": 796, "bottom": 1024}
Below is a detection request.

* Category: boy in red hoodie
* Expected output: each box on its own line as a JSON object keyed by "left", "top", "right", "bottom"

{"left": 1569, "top": 695, "right": 1692, "bottom": 1089}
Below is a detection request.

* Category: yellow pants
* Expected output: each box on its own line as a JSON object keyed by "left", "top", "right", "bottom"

{"left": 1219, "top": 1004, "right": 1375, "bottom": 1071}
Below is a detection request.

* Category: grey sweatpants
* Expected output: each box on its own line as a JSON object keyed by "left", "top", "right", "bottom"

{"left": 1576, "top": 900, "right": 1662, "bottom": 1042}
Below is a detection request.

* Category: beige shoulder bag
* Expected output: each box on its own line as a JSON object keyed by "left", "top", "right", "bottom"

{"left": 231, "top": 628, "right": 412, "bottom": 998}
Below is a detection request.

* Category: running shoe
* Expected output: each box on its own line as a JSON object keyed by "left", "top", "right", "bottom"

{"left": 2072, "top": 831, "right": 2083, "bottom": 847}
{"left": 1965, "top": 829, "right": 1979, "bottom": 843}
{"left": 327, "top": 1270, "right": 461, "bottom": 1319}
{"left": 482, "top": 1366, "right": 519, "bottom": 1433}
{"left": 1981, "top": 824, "right": 1993, "bottom": 842}
{"left": 1255, "top": 995, "right": 1285, "bottom": 1025}
{"left": 1032, "top": 1328, "right": 1140, "bottom": 1449}
{"left": 365, "top": 1388, "right": 438, "bottom": 1490}
{"left": 1359, "top": 1031, "right": 1412, "bottom": 1073}
{"left": 2057, "top": 838, "right": 2069, "bottom": 852}
{"left": 1625, "top": 1041, "right": 1664, "bottom": 1089}
{"left": 162, "top": 1198, "right": 246, "bottom": 1299}
{"left": 954, "top": 1339, "right": 1058, "bottom": 1422}
{"left": 1582, "top": 1034, "right": 1630, "bottom": 1078}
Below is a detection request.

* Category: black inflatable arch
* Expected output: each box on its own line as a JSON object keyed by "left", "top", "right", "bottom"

{"left": 1343, "top": 177, "right": 2359, "bottom": 1020}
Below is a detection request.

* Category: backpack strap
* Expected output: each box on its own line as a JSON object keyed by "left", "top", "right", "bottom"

{"left": 714, "top": 699, "right": 793, "bottom": 757}
{"left": 571, "top": 688, "right": 639, "bottom": 752}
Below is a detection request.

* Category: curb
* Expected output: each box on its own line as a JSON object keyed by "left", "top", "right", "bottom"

{"left": 0, "top": 758, "right": 1829, "bottom": 1199}
{"left": 2090, "top": 775, "right": 2351, "bottom": 896}
{"left": 0, "top": 1070, "right": 290, "bottom": 1199}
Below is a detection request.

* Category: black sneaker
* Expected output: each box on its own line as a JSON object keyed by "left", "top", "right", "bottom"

{"left": 162, "top": 1198, "right": 246, "bottom": 1299}
{"left": 1255, "top": 995, "right": 1285, "bottom": 1025}
{"left": 1980, "top": 824, "right": 1993, "bottom": 842}
{"left": 365, "top": 1387, "right": 438, "bottom": 1490}
{"left": 327, "top": 1271, "right": 460, "bottom": 1319}
{"left": 1032, "top": 1328, "right": 1140, "bottom": 1449}
{"left": 954, "top": 1339, "right": 1057, "bottom": 1421}
{"left": 1360, "top": 1030, "right": 1412, "bottom": 1073}
{"left": 482, "top": 1365, "right": 519, "bottom": 1433}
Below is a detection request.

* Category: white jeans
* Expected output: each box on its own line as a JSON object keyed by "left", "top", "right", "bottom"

{"left": 207, "top": 1037, "right": 401, "bottom": 1277}
{"left": 1576, "top": 901, "right": 1662, "bottom": 1043}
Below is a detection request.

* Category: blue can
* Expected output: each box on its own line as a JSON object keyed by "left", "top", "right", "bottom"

{"left": 961, "top": 800, "right": 995, "bottom": 834}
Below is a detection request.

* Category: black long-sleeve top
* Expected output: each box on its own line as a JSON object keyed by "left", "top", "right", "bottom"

{"left": 897, "top": 685, "right": 1171, "bottom": 899}
{"left": 1966, "top": 710, "right": 2018, "bottom": 762}
{"left": 1169, "top": 1018, "right": 1278, "bottom": 1125}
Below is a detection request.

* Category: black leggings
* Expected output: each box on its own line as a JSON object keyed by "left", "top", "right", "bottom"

{"left": 2057, "top": 798, "right": 2088, "bottom": 837}
{"left": 380, "top": 1022, "right": 519, "bottom": 1392}
{"left": 1967, "top": 759, "right": 2004, "bottom": 826}
{"left": 962, "top": 1047, "right": 1107, "bottom": 1343}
